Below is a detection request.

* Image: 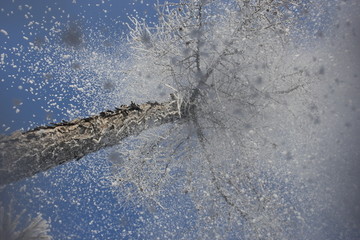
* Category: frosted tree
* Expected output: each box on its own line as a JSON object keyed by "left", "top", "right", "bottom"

{"left": 114, "top": 1, "right": 316, "bottom": 239}
{"left": 0, "top": 0, "right": 339, "bottom": 239}
{"left": 0, "top": 201, "right": 52, "bottom": 240}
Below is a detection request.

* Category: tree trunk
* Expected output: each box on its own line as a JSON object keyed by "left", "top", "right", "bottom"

{"left": 0, "top": 100, "right": 181, "bottom": 186}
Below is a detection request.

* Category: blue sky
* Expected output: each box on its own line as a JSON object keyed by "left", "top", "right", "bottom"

{"left": 0, "top": 0, "right": 156, "bottom": 133}
{"left": 0, "top": 1, "right": 173, "bottom": 239}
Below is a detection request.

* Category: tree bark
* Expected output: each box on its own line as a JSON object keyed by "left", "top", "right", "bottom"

{"left": 0, "top": 100, "right": 181, "bottom": 186}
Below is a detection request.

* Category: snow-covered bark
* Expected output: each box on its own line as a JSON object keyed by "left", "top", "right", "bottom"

{"left": 0, "top": 100, "right": 181, "bottom": 186}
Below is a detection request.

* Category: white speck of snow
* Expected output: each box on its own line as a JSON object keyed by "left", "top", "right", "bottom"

{"left": 0, "top": 53, "right": 6, "bottom": 64}
{"left": 0, "top": 29, "right": 9, "bottom": 36}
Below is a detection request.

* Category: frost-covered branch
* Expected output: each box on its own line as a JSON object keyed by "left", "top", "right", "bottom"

{"left": 0, "top": 202, "right": 52, "bottom": 240}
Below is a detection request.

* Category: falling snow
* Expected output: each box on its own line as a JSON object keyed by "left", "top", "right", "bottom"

{"left": 1, "top": 0, "right": 360, "bottom": 239}
{"left": 0, "top": 29, "right": 9, "bottom": 36}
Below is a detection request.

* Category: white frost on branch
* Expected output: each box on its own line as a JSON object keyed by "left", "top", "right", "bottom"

{"left": 0, "top": 202, "right": 52, "bottom": 240}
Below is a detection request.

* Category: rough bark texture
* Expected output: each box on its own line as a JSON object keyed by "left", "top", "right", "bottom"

{"left": 0, "top": 100, "right": 180, "bottom": 186}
